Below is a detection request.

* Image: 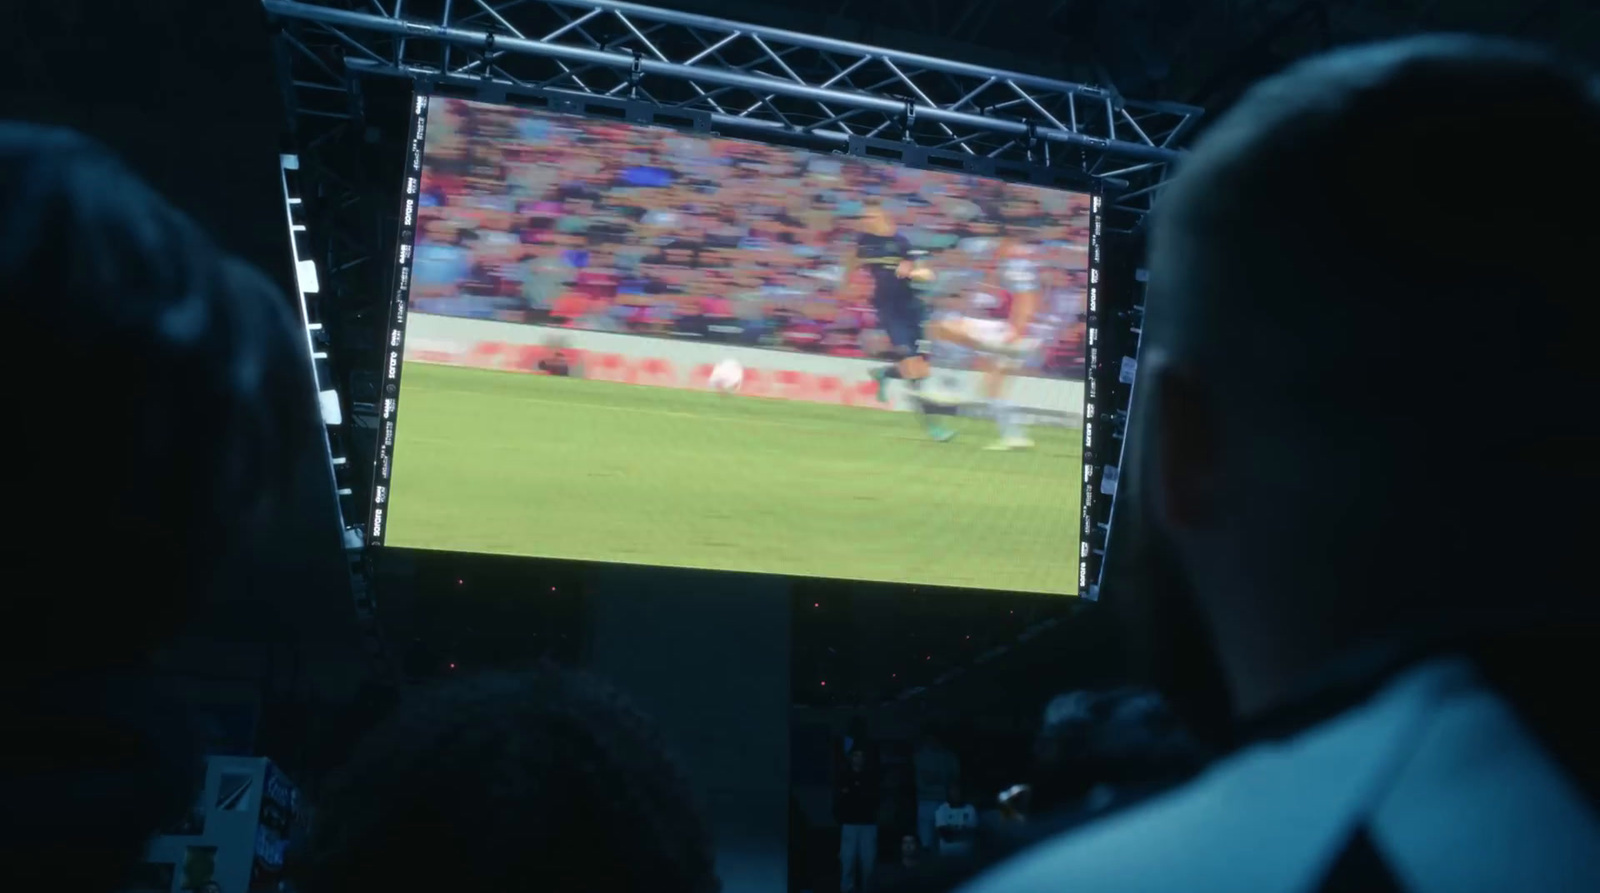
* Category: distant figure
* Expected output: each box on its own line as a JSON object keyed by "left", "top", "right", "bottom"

{"left": 912, "top": 725, "right": 961, "bottom": 850}
{"left": 840, "top": 715, "right": 876, "bottom": 769}
{"left": 0, "top": 123, "right": 315, "bottom": 893}
{"left": 871, "top": 833, "right": 924, "bottom": 891}
{"left": 1029, "top": 688, "right": 1207, "bottom": 816}
{"left": 835, "top": 747, "right": 882, "bottom": 893}
{"left": 299, "top": 668, "right": 719, "bottom": 893}
{"left": 539, "top": 349, "right": 574, "bottom": 376}
{"left": 960, "top": 35, "right": 1600, "bottom": 893}
{"left": 933, "top": 783, "right": 979, "bottom": 857}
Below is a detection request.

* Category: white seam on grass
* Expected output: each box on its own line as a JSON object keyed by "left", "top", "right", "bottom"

{"left": 405, "top": 384, "right": 874, "bottom": 433}
{"left": 400, "top": 377, "right": 1083, "bottom": 448}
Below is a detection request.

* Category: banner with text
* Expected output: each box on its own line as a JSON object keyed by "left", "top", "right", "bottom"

{"left": 403, "top": 313, "right": 1085, "bottom": 424}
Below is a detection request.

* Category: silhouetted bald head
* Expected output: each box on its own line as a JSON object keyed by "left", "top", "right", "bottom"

{"left": 1148, "top": 36, "right": 1598, "bottom": 434}
{"left": 1120, "top": 38, "right": 1599, "bottom": 716}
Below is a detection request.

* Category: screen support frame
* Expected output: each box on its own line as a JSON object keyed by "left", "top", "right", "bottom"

{"left": 365, "top": 88, "right": 1103, "bottom": 582}
{"left": 367, "top": 90, "right": 431, "bottom": 548}
{"left": 1078, "top": 189, "right": 1106, "bottom": 597}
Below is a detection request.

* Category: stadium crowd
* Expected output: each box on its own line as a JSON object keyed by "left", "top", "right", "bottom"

{"left": 410, "top": 99, "right": 1092, "bottom": 379}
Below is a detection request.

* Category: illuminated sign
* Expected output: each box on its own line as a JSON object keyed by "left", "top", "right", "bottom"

{"left": 1076, "top": 184, "right": 1106, "bottom": 595}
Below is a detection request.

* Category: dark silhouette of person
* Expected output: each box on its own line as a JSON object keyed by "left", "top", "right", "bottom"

{"left": 872, "top": 833, "right": 925, "bottom": 891}
{"left": 835, "top": 747, "right": 882, "bottom": 893}
{"left": 1028, "top": 687, "right": 1207, "bottom": 817}
{"left": 296, "top": 667, "right": 720, "bottom": 893}
{"left": 961, "top": 36, "right": 1600, "bottom": 893}
{"left": 0, "top": 123, "right": 317, "bottom": 893}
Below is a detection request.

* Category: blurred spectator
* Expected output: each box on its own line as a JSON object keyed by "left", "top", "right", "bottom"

{"left": 995, "top": 784, "right": 1031, "bottom": 824}
{"left": 872, "top": 834, "right": 924, "bottom": 891}
{"left": 912, "top": 724, "right": 961, "bottom": 850}
{"left": 836, "top": 748, "right": 881, "bottom": 893}
{"left": 538, "top": 348, "right": 575, "bottom": 377}
{"left": 961, "top": 36, "right": 1600, "bottom": 893}
{"left": 840, "top": 715, "right": 876, "bottom": 769}
{"left": 298, "top": 667, "right": 719, "bottom": 893}
{"left": 1029, "top": 688, "right": 1207, "bottom": 817}
{"left": 933, "top": 784, "right": 979, "bottom": 857}
{"left": 1, "top": 123, "right": 316, "bottom": 893}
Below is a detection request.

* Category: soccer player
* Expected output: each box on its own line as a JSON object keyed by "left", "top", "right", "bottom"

{"left": 925, "top": 238, "right": 1044, "bottom": 450}
{"left": 839, "top": 201, "right": 953, "bottom": 440}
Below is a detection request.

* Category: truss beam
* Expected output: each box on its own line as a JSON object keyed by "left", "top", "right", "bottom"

{"left": 265, "top": 0, "right": 1201, "bottom": 222}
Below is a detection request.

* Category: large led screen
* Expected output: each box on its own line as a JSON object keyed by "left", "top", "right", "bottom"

{"left": 382, "top": 97, "right": 1092, "bottom": 595}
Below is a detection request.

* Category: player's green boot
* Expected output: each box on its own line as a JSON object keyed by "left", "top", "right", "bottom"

{"left": 870, "top": 366, "right": 891, "bottom": 402}
{"left": 927, "top": 424, "right": 957, "bottom": 443}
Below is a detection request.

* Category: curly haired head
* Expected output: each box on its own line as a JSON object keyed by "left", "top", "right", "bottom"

{"left": 299, "top": 667, "right": 720, "bottom": 893}
{"left": 1032, "top": 687, "right": 1208, "bottom": 812}
{"left": 0, "top": 123, "right": 315, "bottom": 679}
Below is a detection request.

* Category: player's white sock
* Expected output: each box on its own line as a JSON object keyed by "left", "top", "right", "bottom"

{"left": 990, "top": 398, "right": 1022, "bottom": 439}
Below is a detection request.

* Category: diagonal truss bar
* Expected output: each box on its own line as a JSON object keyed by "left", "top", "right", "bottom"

{"left": 748, "top": 33, "right": 854, "bottom": 135}
{"left": 263, "top": 0, "right": 1193, "bottom": 165}
{"left": 541, "top": 0, "right": 1107, "bottom": 102}
{"left": 268, "top": 0, "right": 1203, "bottom": 226}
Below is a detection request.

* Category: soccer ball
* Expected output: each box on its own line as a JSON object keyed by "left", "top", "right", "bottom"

{"left": 708, "top": 359, "right": 745, "bottom": 393}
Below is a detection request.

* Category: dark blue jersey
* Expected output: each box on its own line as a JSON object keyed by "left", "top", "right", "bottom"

{"left": 855, "top": 231, "right": 915, "bottom": 304}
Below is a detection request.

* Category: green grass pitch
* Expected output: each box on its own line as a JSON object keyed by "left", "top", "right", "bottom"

{"left": 386, "top": 362, "right": 1083, "bottom": 595}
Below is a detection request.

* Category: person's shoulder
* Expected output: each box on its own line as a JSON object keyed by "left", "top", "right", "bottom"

{"left": 958, "top": 658, "right": 1600, "bottom": 893}
{"left": 0, "top": 122, "right": 104, "bottom": 168}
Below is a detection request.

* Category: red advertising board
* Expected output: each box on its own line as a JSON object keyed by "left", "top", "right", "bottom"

{"left": 412, "top": 339, "right": 888, "bottom": 409}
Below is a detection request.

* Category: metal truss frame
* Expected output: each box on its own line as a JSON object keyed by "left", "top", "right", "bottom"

{"left": 264, "top": 0, "right": 1202, "bottom": 225}
{"left": 265, "top": 0, "right": 1191, "bottom": 637}
{"left": 278, "top": 152, "right": 394, "bottom": 676}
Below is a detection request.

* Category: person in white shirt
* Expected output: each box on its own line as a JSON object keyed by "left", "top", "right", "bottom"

{"left": 912, "top": 726, "right": 960, "bottom": 850}
{"left": 934, "top": 784, "right": 979, "bottom": 857}
{"left": 958, "top": 35, "right": 1600, "bottom": 893}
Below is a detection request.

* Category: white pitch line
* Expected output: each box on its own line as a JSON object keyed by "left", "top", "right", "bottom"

{"left": 402, "top": 384, "right": 879, "bottom": 434}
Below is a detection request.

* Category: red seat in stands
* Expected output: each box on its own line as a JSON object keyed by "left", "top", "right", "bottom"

{"left": 553, "top": 294, "right": 588, "bottom": 320}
